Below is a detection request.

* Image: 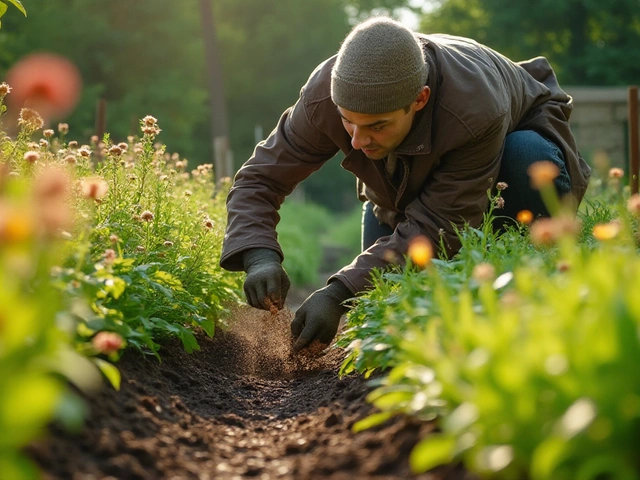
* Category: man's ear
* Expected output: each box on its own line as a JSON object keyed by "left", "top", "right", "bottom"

{"left": 414, "top": 86, "right": 430, "bottom": 112}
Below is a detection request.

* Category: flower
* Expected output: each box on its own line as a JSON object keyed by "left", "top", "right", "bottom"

{"left": 140, "top": 210, "right": 154, "bottom": 222}
{"left": 43, "top": 129, "right": 54, "bottom": 138}
{"left": 203, "top": 218, "right": 214, "bottom": 229}
{"left": 78, "top": 146, "right": 92, "bottom": 158}
{"left": 496, "top": 182, "right": 508, "bottom": 191}
{"left": 18, "top": 108, "right": 44, "bottom": 131}
{"left": 0, "top": 204, "right": 33, "bottom": 244}
{"left": 58, "top": 123, "right": 69, "bottom": 134}
{"left": 80, "top": 177, "right": 108, "bottom": 200}
{"left": 92, "top": 332, "right": 124, "bottom": 355}
{"left": 117, "top": 142, "right": 128, "bottom": 152}
{"left": 494, "top": 197, "right": 505, "bottom": 209}
{"left": 0, "top": 82, "right": 12, "bottom": 97}
{"left": 136, "top": 245, "right": 146, "bottom": 252}
{"left": 163, "top": 240, "right": 174, "bottom": 247}
{"left": 103, "top": 248, "right": 117, "bottom": 265}
{"left": 516, "top": 210, "right": 534, "bottom": 224}
{"left": 530, "top": 216, "right": 581, "bottom": 246}
{"left": 408, "top": 235, "right": 433, "bottom": 268}
{"left": 608, "top": 168, "right": 624, "bottom": 179}
{"left": 108, "top": 145, "right": 123, "bottom": 156}
{"left": 23, "top": 151, "right": 40, "bottom": 163}
{"left": 67, "top": 140, "right": 78, "bottom": 149}
{"left": 627, "top": 195, "right": 640, "bottom": 217}
{"left": 109, "top": 234, "right": 119, "bottom": 244}
{"left": 64, "top": 155, "right": 77, "bottom": 165}
{"left": 142, "top": 115, "right": 157, "bottom": 126}
{"left": 5, "top": 53, "right": 82, "bottom": 122}
{"left": 472, "top": 263, "right": 495, "bottom": 283}
{"left": 142, "top": 125, "right": 161, "bottom": 136}
{"left": 528, "top": 161, "right": 560, "bottom": 189}
{"left": 592, "top": 221, "right": 621, "bottom": 241}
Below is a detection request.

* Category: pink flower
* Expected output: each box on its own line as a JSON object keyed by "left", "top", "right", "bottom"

{"left": 92, "top": 332, "right": 124, "bottom": 354}
{"left": 5, "top": 53, "right": 82, "bottom": 122}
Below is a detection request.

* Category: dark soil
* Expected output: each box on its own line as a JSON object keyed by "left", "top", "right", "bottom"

{"left": 28, "top": 306, "right": 473, "bottom": 480}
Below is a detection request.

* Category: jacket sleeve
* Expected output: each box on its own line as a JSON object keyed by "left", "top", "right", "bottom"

{"left": 330, "top": 114, "right": 507, "bottom": 294}
{"left": 220, "top": 91, "right": 340, "bottom": 272}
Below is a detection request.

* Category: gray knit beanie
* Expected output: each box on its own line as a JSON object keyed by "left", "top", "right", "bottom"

{"left": 331, "top": 17, "right": 428, "bottom": 114}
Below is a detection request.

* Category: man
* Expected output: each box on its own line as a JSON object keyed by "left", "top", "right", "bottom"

{"left": 220, "top": 17, "right": 591, "bottom": 352}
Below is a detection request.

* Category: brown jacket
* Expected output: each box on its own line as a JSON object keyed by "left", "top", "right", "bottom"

{"left": 220, "top": 34, "right": 591, "bottom": 294}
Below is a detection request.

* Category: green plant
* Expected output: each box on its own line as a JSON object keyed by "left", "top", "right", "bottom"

{"left": 0, "top": 0, "right": 25, "bottom": 28}
{"left": 340, "top": 170, "right": 640, "bottom": 479}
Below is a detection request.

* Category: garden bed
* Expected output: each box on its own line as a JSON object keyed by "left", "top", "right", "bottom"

{"left": 28, "top": 307, "right": 471, "bottom": 479}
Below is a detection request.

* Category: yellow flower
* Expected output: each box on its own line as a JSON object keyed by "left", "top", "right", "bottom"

{"left": 0, "top": 205, "right": 33, "bottom": 243}
{"left": 592, "top": 221, "right": 621, "bottom": 241}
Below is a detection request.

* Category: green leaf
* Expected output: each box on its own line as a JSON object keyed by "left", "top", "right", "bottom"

{"left": 94, "top": 358, "right": 121, "bottom": 391}
{"left": 352, "top": 411, "right": 394, "bottom": 433}
{"left": 410, "top": 434, "right": 456, "bottom": 473}
{"left": 0, "top": 3, "right": 8, "bottom": 19}
{"left": 152, "top": 270, "right": 184, "bottom": 290}
{"left": 198, "top": 317, "right": 215, "bottom": 337}
{"left": 6, "top": 0, "right": 26, "bottom": 16}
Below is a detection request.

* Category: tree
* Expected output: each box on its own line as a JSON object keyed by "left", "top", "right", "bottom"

{"left": 420, "top": 0, "right": 640, "bottom": 85}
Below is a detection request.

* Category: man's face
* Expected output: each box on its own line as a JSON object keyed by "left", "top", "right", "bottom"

{"left": 337, "top": 87, "right": 430, "bottom": 160}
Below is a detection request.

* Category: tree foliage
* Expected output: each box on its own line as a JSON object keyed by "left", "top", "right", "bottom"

{"left": 420, "top": 0, "right": 640, "bottom": 85}
{"left": 0, "top": 0, "right": 415, "bottom": 210}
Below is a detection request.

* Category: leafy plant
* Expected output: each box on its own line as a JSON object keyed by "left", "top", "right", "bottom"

{"left": 339, "top": 175, "right": 640, "bottom": 479}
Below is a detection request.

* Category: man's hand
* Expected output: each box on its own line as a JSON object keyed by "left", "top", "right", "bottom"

{"left": 242, "top": 248, "right": 290, "bottom": 311}
{"left": 291, "top": 281, "right": 353, "bottom": 352}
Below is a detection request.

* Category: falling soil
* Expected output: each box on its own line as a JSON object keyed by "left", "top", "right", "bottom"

{"left": 28, "top": 306, "right": 473, "bottom": 480}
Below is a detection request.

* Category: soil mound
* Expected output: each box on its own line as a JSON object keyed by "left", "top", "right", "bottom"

{"left": 28, "top": 307, "right": 471, "bottom": 479}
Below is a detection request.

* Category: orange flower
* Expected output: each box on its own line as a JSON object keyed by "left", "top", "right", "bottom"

{"left": 592, "top": 221, "right": 621, "bottom": 241}
{"left": 516, "top": 210, "right": 534, "bottom": 224}
{"left": 528, "top": 161, "right": 560, "bottom": 189}
{"left": 408, "top": 235, "right": 433, "bottom": 268}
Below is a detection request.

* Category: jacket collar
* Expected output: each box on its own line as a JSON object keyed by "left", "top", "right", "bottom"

{"left": 394, "top": 47, "right": 439, "bottom": 156}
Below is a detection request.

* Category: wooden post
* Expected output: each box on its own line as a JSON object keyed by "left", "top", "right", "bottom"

{"left": 628, "top": 86, "right": 639, "bottom": 194}
{"left": 95, "top": 98, "right": 107, "bottom": 142}
{"left": 199, "top": 0, "right": 233, "bottom": 183}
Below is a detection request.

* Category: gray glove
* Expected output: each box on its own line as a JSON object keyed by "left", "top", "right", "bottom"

{"left": 291, "top": 280, "right": 353, "bottom": 352}
{"left": 242, "top": 248, "right": 290, "bottom": 311}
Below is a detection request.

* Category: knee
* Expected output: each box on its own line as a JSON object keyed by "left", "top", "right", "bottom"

{"left": 503, "top": 130, "right": 561, "bottom": 168}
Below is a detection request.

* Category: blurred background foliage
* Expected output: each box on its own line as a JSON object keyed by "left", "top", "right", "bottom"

{"left": 1, "top": 0, "right": 639, "bottom": 212}
{"left": 1, "top": 0, "right": 640, "bottom": 286}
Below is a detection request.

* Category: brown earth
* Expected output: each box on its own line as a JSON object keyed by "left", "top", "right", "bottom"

{"left": 28, "top": 306, "right": 473, "bottom": 480}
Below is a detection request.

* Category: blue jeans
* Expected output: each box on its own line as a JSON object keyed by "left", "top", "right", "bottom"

{"left": 361, "top": 130, "right": 572, "bottom": 250}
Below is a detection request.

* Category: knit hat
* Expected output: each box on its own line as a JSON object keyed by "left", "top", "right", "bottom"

{"left": 331, "top": 17, "right": 428, "bottom": 114}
